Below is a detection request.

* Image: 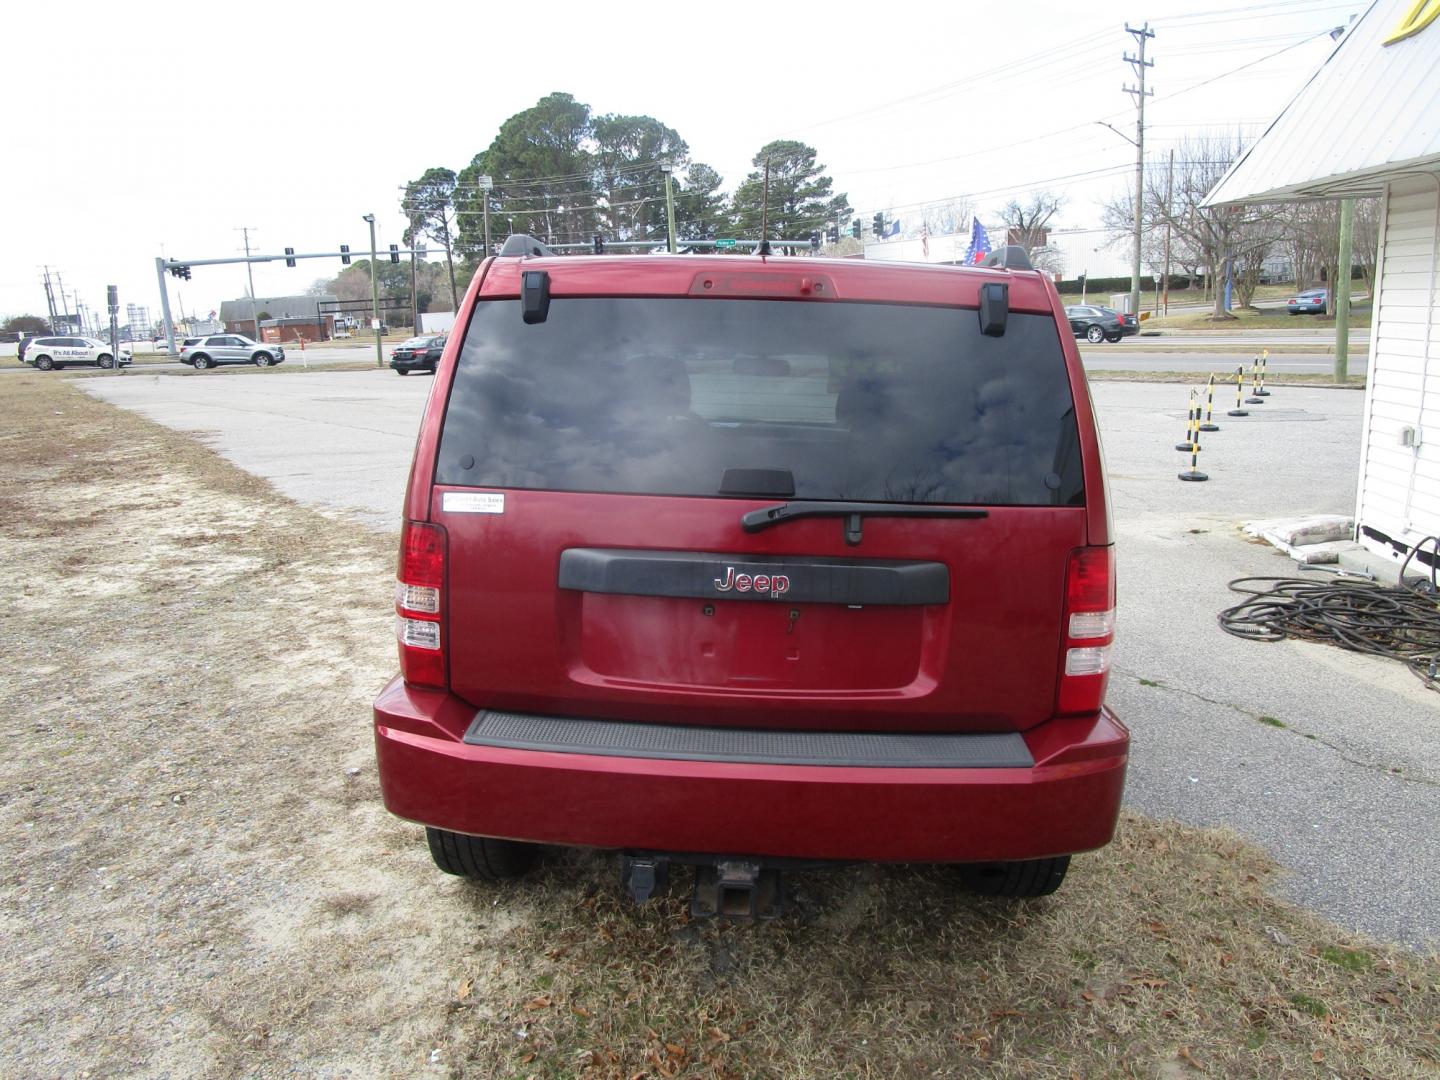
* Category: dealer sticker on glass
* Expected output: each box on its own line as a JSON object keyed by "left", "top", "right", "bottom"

{"left": 442, "top": 492, "right": 505, "bottom": 514}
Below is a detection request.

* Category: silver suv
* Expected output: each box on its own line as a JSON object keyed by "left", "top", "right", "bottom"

{"left": 179, "top": 334, "right": 285, "bottom": 370}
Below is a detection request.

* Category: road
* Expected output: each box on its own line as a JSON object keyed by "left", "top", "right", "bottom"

{"left": 80, "top": 371, "right": 1437, "bottom": 949}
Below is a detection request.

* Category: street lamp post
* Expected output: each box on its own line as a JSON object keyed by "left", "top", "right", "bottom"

{"left": 660, "top": 162, "right": 678, "bottom": 253}
{"left": 479, "top": 174, "right": 494, "bottom": 257}
{"left": 363, "top": 213, "right": 382, "bottom": 368}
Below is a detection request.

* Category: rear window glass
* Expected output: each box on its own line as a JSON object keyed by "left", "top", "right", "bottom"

{"left": 437, "top": 297, "right": 1083, "bottom": 507}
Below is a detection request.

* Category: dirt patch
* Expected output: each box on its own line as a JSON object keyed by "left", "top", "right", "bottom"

{"left": 1, "top": 372, "right": 1436, "bottom": 1078}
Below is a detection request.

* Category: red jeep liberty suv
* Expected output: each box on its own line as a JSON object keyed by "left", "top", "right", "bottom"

{"left": 374, "top": 237, "right": 1126, "bottom": 912}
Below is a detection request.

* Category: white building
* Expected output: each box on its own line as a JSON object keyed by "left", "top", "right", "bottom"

{"left": 1207, "top": 0, "right": 1440, "bottom": 579}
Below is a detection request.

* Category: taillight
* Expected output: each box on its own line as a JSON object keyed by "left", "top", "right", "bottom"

{"left": 1058, "top": 546, "right": 1115, "bottom": 715}
{"left": 395, "top": 520, "right": 446, "bottom": 688}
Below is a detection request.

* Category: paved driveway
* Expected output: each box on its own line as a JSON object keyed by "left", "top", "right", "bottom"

{"left": 82, "top": 371, "right": 1438, "bottom": 949}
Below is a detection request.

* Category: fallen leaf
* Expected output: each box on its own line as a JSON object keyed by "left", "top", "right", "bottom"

{"left": 707, "top": 1027, "right": 731, "bottom": 1043}
{"left": 1081, "top": 991, "right": 1097, "bottom": 1002}
{"left": 1134, "top": 977, "right": 1170, "bottom": 989}
{"left": 571, "top": 1004, "right": 592, "bottom": 1018}
{"left": 520, "top": 1052, "right": 536, "bottom": 1064}
{"left": 1312, "top": 1050, "right": 1326, "bottom": 1063}
{"left": 1178, "top": 1045, "right": 1204, "bottom": 1070}
{"left": 666, "top": 1042, "right": 686, "bottom": 1058}
{"left": 1146, "top": 921, "right": 1170, "bottom": 936}
{"left": 457, "top": 978, "right": 473, "bottom": 1000}
{"left": 990, "top": 1009, "right": 1022, "bottom": 1019}
{"left": 1375, "top": 992, "right": 1400, "bottom": 1006}
{"left": 524, "top": 996, "right": 551, "bottom": 1011}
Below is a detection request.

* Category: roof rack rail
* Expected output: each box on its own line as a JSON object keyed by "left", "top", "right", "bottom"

{"left": 498, "top": 234, "right": 556, "bottom": 258}
{"left": 981, "top": 245, "right": 1034, "bottom": 271}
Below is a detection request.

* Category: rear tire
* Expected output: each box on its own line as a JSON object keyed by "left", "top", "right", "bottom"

{"left": 395, "top": 368, "right": 408, "bottom": 376}
{"left": 1106, "top": 333, "right": 1122, "bottom": 343}
{"left": 959, "top": 855, "right": 1070, "bottom": 898}
{"left": 36, "top": 355, "right": 53, "bottom": 371}
{"left": 425, "top": 827, "right": 538, "bottom": 881}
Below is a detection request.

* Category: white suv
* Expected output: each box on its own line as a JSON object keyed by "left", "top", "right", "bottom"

{"left": 24, "top": 336, "right": 133, "bottom": 370}
{"left": 179, "top": 334, "right": 286, "bottom": 370}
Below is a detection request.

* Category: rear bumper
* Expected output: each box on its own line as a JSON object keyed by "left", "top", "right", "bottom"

{"left": 373, "top": 679, "right": 1129, "bottom": 863}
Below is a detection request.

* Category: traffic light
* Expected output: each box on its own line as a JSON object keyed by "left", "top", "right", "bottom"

{"left": 809, "top": 231, "right": 820, "bottom": 252}
{"left": 340, "top": 244, "right": 351, "bottom": 265}
{"left": 284, "top": 246, "right": 296, "bottom": 268}
{"left": 169, "top": 264, "right": 191, "bottom": 281}
{"left": 593, "top": 234, "right": 605, "bottom": 255}
{"left": 827, "top": 224, "right": 840, "bottom": 245}
{"left": 389, "top": 244, "right": 400, "bottom": 264}
{"left": 851, "top": 219, "right": 861, "bottom": 240}
{"left": 872, "top": 213, "right": 885, "bottom": 237}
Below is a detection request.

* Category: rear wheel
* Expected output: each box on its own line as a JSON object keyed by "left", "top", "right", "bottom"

{"left": 254, "top": 352, "right": 273, "bottom": 367}
{"left": 426, "top": 827, "right": 539, "bottom": 881}
{"left": 1085, "top": 325, "right": 1106, "bottom": 343}
{"left": 1106, "top": 333, "right": 1122, "bottom": 343}
{"left": 395, "top": 368, "right": 409, "bottom": 376}
{"left": 35, "top": 355, "right": 53, "bottom": 370}
{"left": 958, "top": 855, "right": 1070, "bottom": 898}
{"left": 191, "top": 354, "right": 210, "bottom": 370}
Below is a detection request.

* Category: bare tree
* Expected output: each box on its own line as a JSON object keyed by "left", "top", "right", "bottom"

{"left": 999, "top": 191, "right": 1063, "bottom": 251}
{"left": 1104, "top": 134, "right": 1285, "bottom": 317}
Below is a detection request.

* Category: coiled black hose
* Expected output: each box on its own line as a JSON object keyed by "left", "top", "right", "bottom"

{"left": 1218, "top": 538, "right": 1440, "bottom": 689}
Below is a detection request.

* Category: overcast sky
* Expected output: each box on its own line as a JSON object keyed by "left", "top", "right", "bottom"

{"left": 2, "top": 0, "right": 1365, "bottom": 326}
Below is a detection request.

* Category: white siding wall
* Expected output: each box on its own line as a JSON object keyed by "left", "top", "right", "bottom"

{"left": 1357, "top": 172, "right": 1440, "bottom": 557}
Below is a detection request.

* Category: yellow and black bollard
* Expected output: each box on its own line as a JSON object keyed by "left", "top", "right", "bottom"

{"left": 1254, "top": 348, "right": 1271, "bottom": 398}
{"left": 1178, "top": 405, "right": 1208, "bottom": 482}
{"left": 1245, "top": 354, "right": 1265, "bottom": 405}
{"left": 1176, "top": 389, "right": 1199, "bottom": 451}
{"left": 1200, "top": 372, "right": 1220, "bottom": 432}
{"left": 1227, "top": 365, "right": 1250, "bottom": 417}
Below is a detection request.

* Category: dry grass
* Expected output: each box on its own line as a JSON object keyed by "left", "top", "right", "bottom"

{"left": 1143, "top": 307, "right": 1373, "bottom": 332}
{"left": 0, "top": 373, "right": 1435, "bottom": 1078}
{"left": 1085, "top": 371, "right": 1367, "bottom": 388}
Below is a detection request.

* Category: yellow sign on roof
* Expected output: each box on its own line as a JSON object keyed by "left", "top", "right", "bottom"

{"left": 1385, "top": 0, "right": 1440, "bottom": 45}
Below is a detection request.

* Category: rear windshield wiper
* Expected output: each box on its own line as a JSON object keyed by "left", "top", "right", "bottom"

{"left": 740, "top": 501, "right": 988, "bottom": 546}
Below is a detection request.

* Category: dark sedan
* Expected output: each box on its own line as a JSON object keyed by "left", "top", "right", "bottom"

{"left": 1065, "top": 305, "right": 1136, "bottom": 344}
{"left": 390, "top": 334, "right": 447, "bottom": 375}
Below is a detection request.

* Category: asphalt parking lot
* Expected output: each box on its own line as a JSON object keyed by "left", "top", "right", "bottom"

{"left": 83, "top": 371, "right": 1437, "bottom": 949}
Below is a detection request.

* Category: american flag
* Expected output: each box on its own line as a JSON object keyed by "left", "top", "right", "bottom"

{"left": 962, "top": 217, "right": 992, "bottom": 265}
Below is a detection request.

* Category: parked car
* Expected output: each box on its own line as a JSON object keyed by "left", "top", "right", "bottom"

{"left": 389, "top": 334, "right": 447, "bottom": 375}
{"left": 1065, "top": 305, "right": 1133, "bottom": 343}
{"left": 23, "top": 336, "right": 133, "bottom": 370}
{"left": 178, "top": 334, "right": 285, "bottom": 370}
{"left": 373, "top": 238, "right": 1127, "bottom": 910}
{"left": 1287, "top": 288, "right": 1328, "bottom": 314}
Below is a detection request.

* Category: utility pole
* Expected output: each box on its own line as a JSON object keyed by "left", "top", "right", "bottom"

{"left": 1335, "top": 197, "right": 1355, "bottom": 382}
{"left": 1161, "top": 149, "right": 1175, "bottom": 317}
{"left": 410, "top": 244, "right": 420, "bottom": 335}
{"left": 1124, "top": 22, "right": 1154, "bottom": 318}
{"left": 479, "top": 174, "right": 494, "bottom": 258}
{"left": 54, "top": 271, "right": 73, "bottom": 330}
{"left": 237, "top": 227, "right": 260, "bottom": 339}
{"left": 661, "top": 162, "right": 678, "bottom": 253}
{"left": 363, "top": 214, "right": 383, "bottom": 368}
{"left": 759, "top": 157, "right": 771, "bottom": 256}
{"left": 41, "top": 268, "right": 59, "bottom": 329}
